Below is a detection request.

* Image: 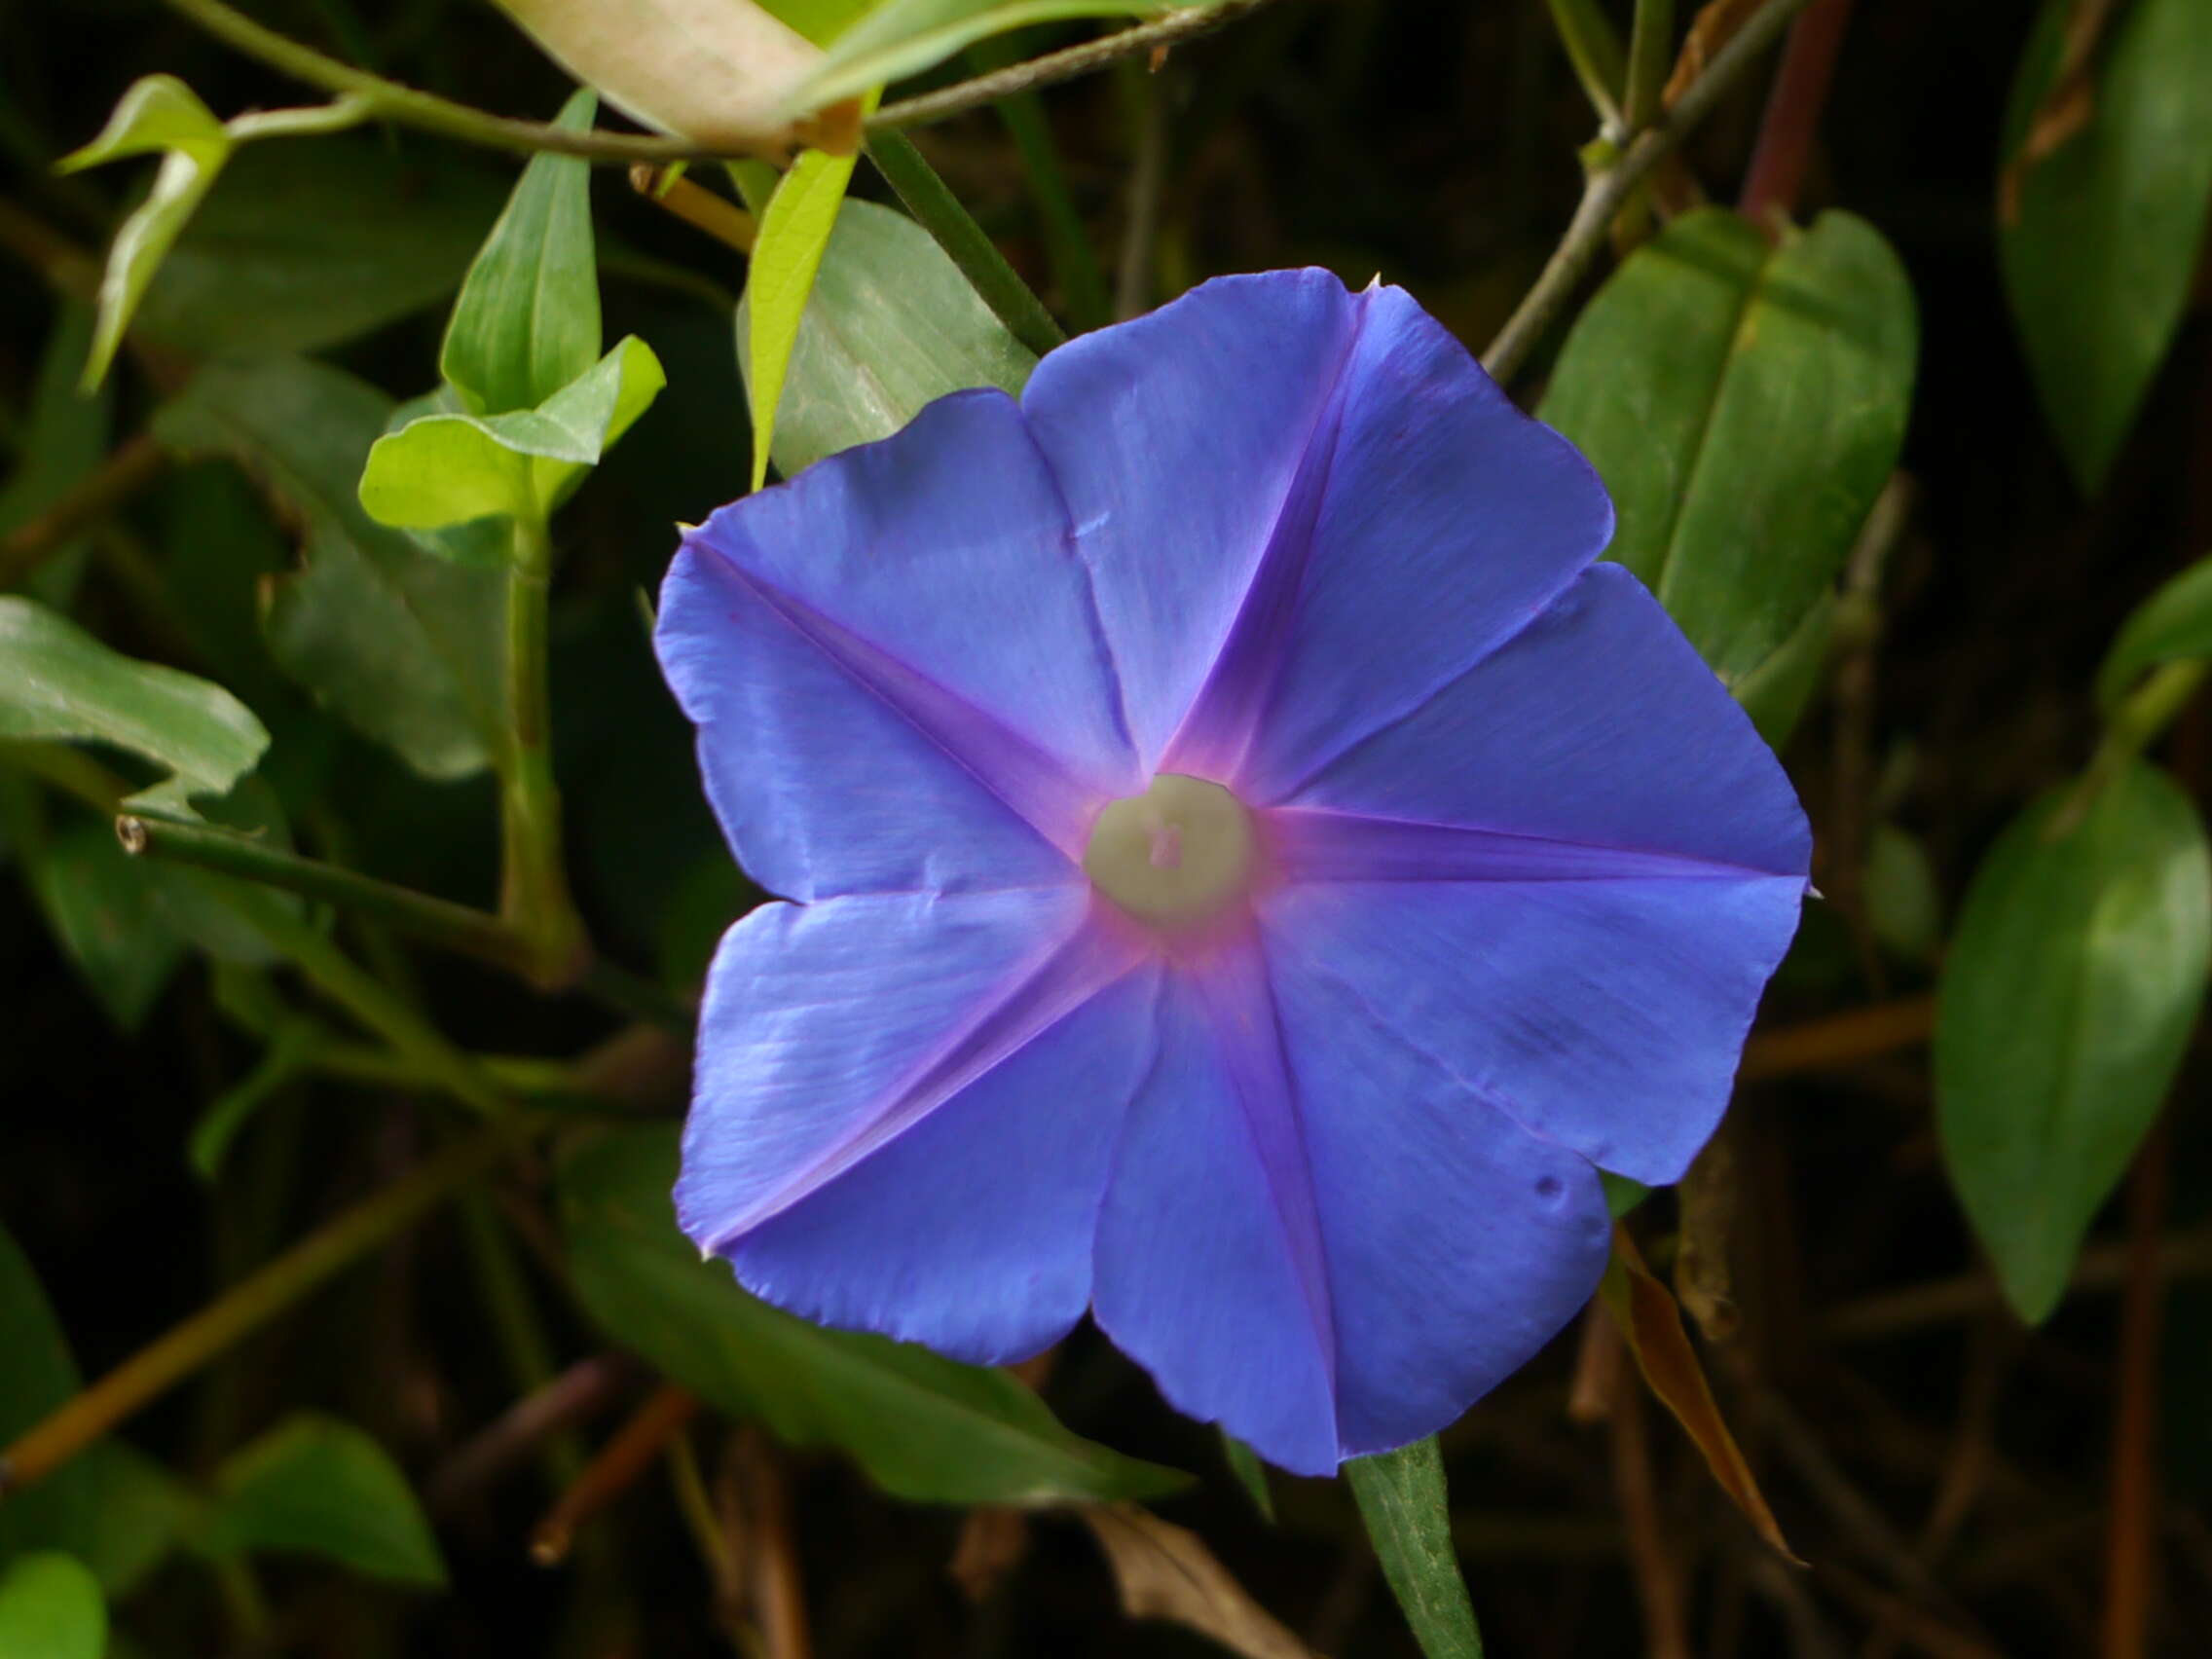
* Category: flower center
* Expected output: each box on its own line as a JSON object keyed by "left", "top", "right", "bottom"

{"left": 1084, "top": 774, "right": 1256, "bottom": 926}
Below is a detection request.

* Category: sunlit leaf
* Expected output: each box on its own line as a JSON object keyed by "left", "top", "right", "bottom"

{"left": 2097, "top": 551, "right": 2212, "bottom": 713}
{"left": 747, "top": 138, "right": 866, "bottom": 489}
{"left": 1345, "top": 1439, "right": 1483, "bottom": 1659}
{"left": 154, "top": 355, "right": 504, "bottom": 780}
{"left": 1539, "top": 206, "right": 1916, "bottom": 684}
{"left": 0, "top": 596, "right": 267, "bottom": 816}
{"left": 1936, "top": 760, "right": 2212, "bottom": 1321}
{"left": 738, "top": 197, "right": 1035, "bottom": 478}
{"left": 558, "top": 1126, "right": 1188, "bottom": 1507}
{"left": 200, "top": 1414, "right": 446, "bottom": 1587}
{"left": 441, "top": 88, "right": 602, "bottom": 417}
{"left": 1598, "top": 1226, "right": 1799, "bottom": 1562}
{"left": 1999, "top": 0, "right": 2212, "bottom": 493}
{"left": 56, "top": 75, "right": 234, "bottom": 389}
{"left": 0, "top": 1553, "right": 103, "bottom": 1659}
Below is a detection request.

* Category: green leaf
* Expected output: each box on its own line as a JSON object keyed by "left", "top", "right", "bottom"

{"left": 190, "top": 1021, "right": 312, "bottom": 1181}
{"left": 0, "top": 1222, "right": 190, "bottom": 1594}
{"left": 0, "top": 596, "right": 268, "bottom": 815}
{"left": 24, "top": 820, "right": 189, "bottom": 1032}
{"left": 0, "top": 302, "right": 111, "bottom": 606}
{"left": 1219, "top": 1431, "right": 1274, "bottom": 1522}
{"left": 1865, "top": 822, "right": 1942, "bottom": 964}
{"left": 1936, "top": 760, "right": 2212, "bottom": 1322}
{"left": 440, "top": 88, "right": 602, "bottom": 417}
{"left": 798, "top": 0, "right": 1173, "bottom": 110}
{"left": 1539, "top": 207, "right": 1917, "bottom": 684}
{"left": 200, "top": 1415, "right": 446, "bottom": 1588}
{"left": 1599, "top": 1170, "right": 1649, "bottom": 1218}
{"left": 747, "top": 140, "right": 866, "bottom": 490}
{"left": 154, "top": 356, "right": 505, "bottom": 781}
{"left": 738, "top": 197, "right": 1036, "bottom": 478}
{"left": 1999, "top": 0, "right": 2212, "bottom": 494}
{"left": 1346, "top": 1438, "right": 1483, "bottom": 1659}
{"left": 558, "top": 1126, "right": 1188, "bottom": 1507}
{"left": 134, "top": 138, "right": 504, "bottom": 359}
{"left": 2098, "top": 552, "right": 2212, "bottom": 713}
{"left": 0, "top": 1554, "right": 104, "bottom": 1659}
{"left": 56, "top": 75, "right": 235, "bottom": 390}
{"left": 360, "top": 335, "right": 666, "bottom": 532}
{"left": 1731, "top": 590, "right": 1835, "bottom": 749}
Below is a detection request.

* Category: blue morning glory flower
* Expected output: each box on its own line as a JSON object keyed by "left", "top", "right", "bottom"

{"left": 654, "top": 269, "right": 1810, "bottom": 1476}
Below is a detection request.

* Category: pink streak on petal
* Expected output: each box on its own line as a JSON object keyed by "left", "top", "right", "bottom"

{"left": 695, "top": 910, "right": 1150, "bottom": 1254}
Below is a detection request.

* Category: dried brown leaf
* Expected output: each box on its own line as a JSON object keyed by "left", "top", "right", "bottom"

{"left": 1077, "top": 1504, "right": 1322, "bottom": 1659}
{"left": 1599, "top": 1226, "right": 1802, "bottom": 1565}
{"left": 1661, "top": 0, "right": 1774, "bottom": 109}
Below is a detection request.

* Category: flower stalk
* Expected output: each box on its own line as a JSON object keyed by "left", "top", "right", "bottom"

{"left": 501, "top": 511, "right": 590, "bottom": 990}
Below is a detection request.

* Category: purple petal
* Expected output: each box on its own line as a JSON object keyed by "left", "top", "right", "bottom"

{"left": 657, "top": 390, "right": 1137, "bottom": 896}
{"left": 677, "top": 886, "right": 1125, "bottom": 1255}
{"left": 728, "top": 962, "right": 1161, "bottom": 1365}
{"left": 1091, "top": 945, "right": 1341, "bottom": 1476}
{"left": 1261, "top": 919, "right": 1612, "bottom": 1457}
{"left": 1185, "top": 283, "right": 1613, "bottom": 794}
{"left": 1282, "top": 563, "right": 1811, "bottom": 877}
{"left": 1263, "top": 875, "right": 1804, "bottom": 1185}
{"left": 1021, "top": 271, "right": 1362, "bottom": 770}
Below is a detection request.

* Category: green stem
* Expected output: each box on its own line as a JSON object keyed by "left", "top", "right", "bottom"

{"left": 231, "top": 888, "right": 514, "bottom": 1120}
{"left": 458, "top": 1195, "right": 588, "bottom": 1492}
{"left": 865, "top": 131, "right": 1066, "bottom": 358}
{"left": 1622, "top": 0, "right": 1676, "bottom": 133}
{"left": 1543, "top": 0, "right": 1628, "bottom": 131}
{"left": 117, "top": 813, "right": 691, "bottom": 1027}
{"left": 983, "top": 74, "right": 1110, "bottom": 333}
{"left": 501, "top": 513, "right": 588, "bottom": 988}
{"left": 1482, "top": 0, "right": 1820, "bottom": 386}
{"left": 118, "top": 813, "right": 532, "bottom": 974}
{"left": 0, "top": 1117, "right": 536, "bottom": 1496}
{"left": 2050, "top": 660, "right": 2209, "bottom": 838}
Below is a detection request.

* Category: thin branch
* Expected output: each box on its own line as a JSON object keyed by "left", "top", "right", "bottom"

{"left": 870, "top": 0, "right": 1282, "bottom": 131}
{"left": 158, "top": 0, "right": 1286, "bottom": 166}
{"left": 1481, "top": 0, "right": 1823, "bottom": 386}
{"left": 0, "top": 1118, "right": 536, "bottom": 1496}
{"left": 1738, "top": 0, "right": 1857, "bottom": 227}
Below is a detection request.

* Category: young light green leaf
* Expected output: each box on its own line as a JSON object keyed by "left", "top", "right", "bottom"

{"left": 797, "top": 0, "right": 1174, "bottom": 111}
{"left": 2097, "top": 553, "right": 2212, "bottom": 713}
{"left": 1936, "top": 760, "right": 2212, "bottom": 1322}
{"left": 56, "top": 76, "right": 236, "bottom": 390}
{"left": 2000, "top": 0, "right": 2212, "bottom": 494}
{"left": 0, "top": 1554, "right": 104, "bottom": 1659}
{"left": 558, "top": 1126, "right": 1188, "bottom": 1507}
{"left": 747, "top": 139, "right": 866, "bottom": 489}
{"left": 0, "top": 596, "right": 268, "bottom": 816}
{"left": 1346, "top": 1438, "right": 1483, "bottom": 1659}
{"left": 738, "top": 197, "right": 1036, "bottom": 477}
{"left": 200, "top": 1414, "right": 446, "bottom": 1587}
{"left": 1539, "top": 207, "right": 1916, "bottom": 684}
{"left": 360, "top": 336, "right": 666, "bottom": 532}
{"left": 135, "top": 138, "right": 504, "bottom": 359}
{"left": 441, "top": 88, "right": 602, "bottom": 417}
{"left": 154, "top": 355, "right": 505, "bottom": 780}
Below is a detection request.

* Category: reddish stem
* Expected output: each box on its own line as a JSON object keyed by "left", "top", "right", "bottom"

{"left": 1738, "top": 0, "right": 1857, "bottom": 226}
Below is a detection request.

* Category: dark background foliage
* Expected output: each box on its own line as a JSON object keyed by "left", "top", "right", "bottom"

{"left": 3, "top": 0, "right": 2210, "bottom": 1654}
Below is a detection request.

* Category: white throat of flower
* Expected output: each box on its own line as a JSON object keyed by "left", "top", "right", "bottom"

{"left": 1084, "top": 774, "right": 1255, "bottom": 926}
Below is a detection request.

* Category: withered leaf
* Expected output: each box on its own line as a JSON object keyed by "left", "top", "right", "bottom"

{"left": 1077, "top": 1504, "right": 1322, "bottom": 1659}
